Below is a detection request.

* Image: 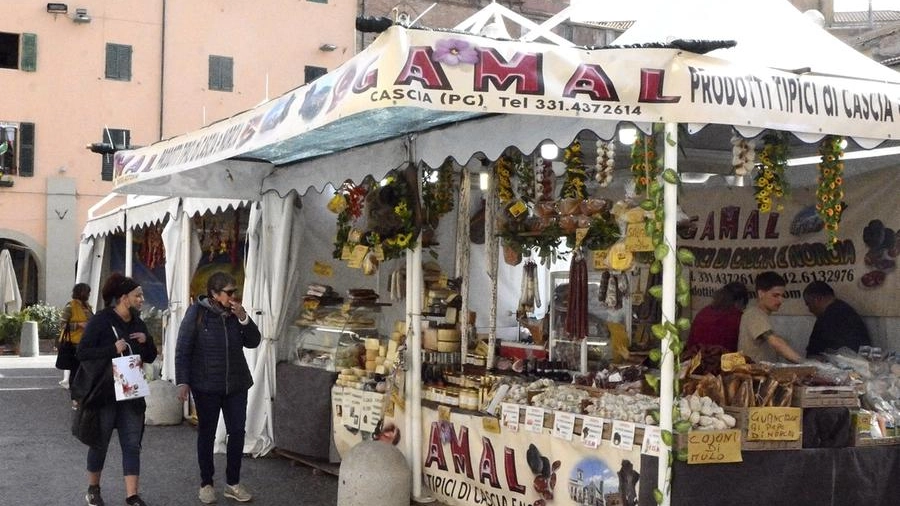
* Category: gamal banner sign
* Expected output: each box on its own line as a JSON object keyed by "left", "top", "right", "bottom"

{"left": 679, "top": 167, "right": 900, "bottom": 317}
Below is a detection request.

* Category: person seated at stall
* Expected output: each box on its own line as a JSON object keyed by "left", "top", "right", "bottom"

{"left": 737, "top": 271, "right": 803, "bottom": 364}
{"left": 686, "top": 281, "right": 749, "bottom": 352}
{"left": 802, "top": 280, "right": 871, "bottom": 358}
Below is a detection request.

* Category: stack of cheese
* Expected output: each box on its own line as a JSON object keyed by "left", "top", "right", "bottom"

{"left": 336, "top": 367, "right": 367, "bottom": 389}
{"left": 424, "top": 326, "right": 461, "bottom": 352}
{"left": 380, "top": 320, "right": 407, "bottom": 375}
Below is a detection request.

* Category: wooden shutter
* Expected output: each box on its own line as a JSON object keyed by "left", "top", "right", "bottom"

{"left": 20, "top": 33, "right": 36, "bottom": 72}
{"left": 209, "top": 56, "right": 233, "bottom": 92}
{"left": 18, "top": 122, "right": 35, "bottom": 177}
{"left": 105, "top": 44, "right": 132, "bottom": 81}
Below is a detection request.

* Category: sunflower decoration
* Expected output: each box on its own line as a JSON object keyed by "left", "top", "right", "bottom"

{"left": 753, "top": 131, "right": 790, "bottom": 213}
{"left": 816, "top": 135, "right": 845, "bottom": 249}
{"left": 493, "top": 155, "right": 515, "bottom": 205}
{"left": 365, "top": 169, "right": 419, "bottom": 261}
{"left": 630, "top": 131, "right": 659, "bottom": 196}
{"left": 559, "top": 140, "right": 588, "bottom": 199}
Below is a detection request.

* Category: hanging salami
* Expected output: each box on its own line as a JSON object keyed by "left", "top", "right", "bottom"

{"left": 564, "top": 249, "right": 588, "bottom": 340}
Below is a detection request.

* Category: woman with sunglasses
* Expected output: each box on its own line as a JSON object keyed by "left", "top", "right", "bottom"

{"left": 175, "top": 272, "right": 261, "bottom": 504}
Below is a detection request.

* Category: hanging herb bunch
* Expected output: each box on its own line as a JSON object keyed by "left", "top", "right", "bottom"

{"left": 816, "top": 135, "right": 845, "bottom": 249}
{"left": 513, "top": 153, "right": 536, "bottom": 205}
{"left": 753, "top": 131, "right": 790, "bottom": 213}
{"left": 422, "top": 160, "right": 455, "bottom": 227}
{"left": 559, "top": 140, "right": 588, "bottom": 199}
{"left": 630, "top": 130, "right": 659, "bottom": 196}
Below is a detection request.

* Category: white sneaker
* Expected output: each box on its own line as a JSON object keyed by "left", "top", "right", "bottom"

{"left": 198, "top": 485, "right": 216, "bottom": 504}
{"left": 59, "top": 379, "right": 69, "bottom": 389}
{"left": 223, "top": 483, "right": 252, "bottom": 502}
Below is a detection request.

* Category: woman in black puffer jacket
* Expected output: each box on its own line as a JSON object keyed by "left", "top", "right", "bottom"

{"left": 175, "top": 272, "right": 261, "bottom": 504}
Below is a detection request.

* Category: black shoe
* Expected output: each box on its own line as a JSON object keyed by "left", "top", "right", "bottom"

{"left": 85, "top": 485, "right": 104, "bottom": 506}
{"left": 125, "top": 495, "right": 147, "bottom": 506}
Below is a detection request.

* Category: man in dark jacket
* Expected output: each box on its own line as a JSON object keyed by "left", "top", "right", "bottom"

{"left": 802, "top": 281, "right": 871, "bottom": 357}
{"left": 175, "top": 272, "right": 261, "bottom": 504}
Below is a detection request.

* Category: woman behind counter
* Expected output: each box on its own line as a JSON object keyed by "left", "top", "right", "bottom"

{"left": 686, "top": 281, "right": 750, "bottom": 352}
{"left": 76, "top": 273, "right": 158, "bottom": 506}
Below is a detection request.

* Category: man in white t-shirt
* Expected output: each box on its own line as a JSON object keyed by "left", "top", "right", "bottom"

{"left": 737, "top": 271, "right": 803, "bottom": 364}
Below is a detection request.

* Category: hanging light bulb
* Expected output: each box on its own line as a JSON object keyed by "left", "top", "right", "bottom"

{"left": 617, "top": 127, "right": 637, "bottom": 145}
{"left": 479, "top": 172, "right": 490, "bottom": 191}
{"left": 540, "top": 142, "right": 559, "bottom": 160}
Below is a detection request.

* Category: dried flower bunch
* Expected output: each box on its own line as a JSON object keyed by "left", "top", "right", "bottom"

{"left": 816, "top": 135, "right": 845, "bottom": 249}
{"left": 753, "top": 131, "right": 789, "bottom": 213}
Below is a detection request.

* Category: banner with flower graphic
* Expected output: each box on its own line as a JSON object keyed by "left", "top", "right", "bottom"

{"left": 113, "top": 26, "right": 900, "bottom": 198}
{"left": 679, "top": 166, "right": 900, "bottom": 317}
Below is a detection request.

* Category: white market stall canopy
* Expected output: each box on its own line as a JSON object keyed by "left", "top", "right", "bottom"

{"left": 113, "top": 2, "right": 900, "bottom": 200}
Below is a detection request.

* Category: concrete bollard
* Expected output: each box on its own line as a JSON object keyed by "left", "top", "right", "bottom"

{"left": 144, "top": 379, "right": 184, "bottom": 425}
{"left": 18, "top": 321, "right": 39, "bottom": 357}
{"left": 338, "top": 440, "right": 410, "bottom": 506}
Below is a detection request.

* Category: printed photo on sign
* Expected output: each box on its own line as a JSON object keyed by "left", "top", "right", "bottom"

{"left": 501, "top": 403, "right": 520, "bottom": 432}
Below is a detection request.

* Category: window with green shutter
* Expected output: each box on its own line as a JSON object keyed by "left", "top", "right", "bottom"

{"left": 105, "top": 43, "right": 132, "bottom": 81}
{"left": 17, "top": 123, "right": 34, "bottom": 177}
{"left": 209, "top": 55, "right": 234, "bottom": 92}
{"left": 100, "top": 128, "right": 130, "bottom": 181}
{"left": 20, "top": 33, "right": 36, "bottom": 72}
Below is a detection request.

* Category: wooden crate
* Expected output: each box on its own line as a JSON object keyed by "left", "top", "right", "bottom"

{"left": 791, "top": 386, "right": 859, "bottom": 408}
{"left": 724, "top": 406, "right": 803, "bottom": 451}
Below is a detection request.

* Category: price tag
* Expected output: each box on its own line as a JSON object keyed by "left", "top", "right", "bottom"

{"left": 641, "top": 425, "right": 661, "bottom": 456}
{"left": 482, "top": 417, "right": 501, "bottom": 434}
{"left": 313, "top": 261, "right": 334, "bottom": 277}
{"left": 687, "top": 430, "right": 742, "bottom": 464}
{"left": 348, "top": 245, "right": 369, "bottom": 268}
{"left": 581, "top": 416, "right": 604, "bottom": 449}
{"left": 501, "top": 403, "right": 520, "bottom": 432}
{"left": 610, "top": 420, "right": 636, "bottom": 449}
{"left": 507, "top": 200, "right": 528, "bottom": 218}
{"left": 624, "top": 222, "right": 653, "bottom": 252}
{"left": 552, "top": 411, "right": 575, "bottom": 441}
{"left": 592, "top": 249, "right": 609, "bottom": 270}
{"left": 746, "top": 407, "right": 801, "bottom": 441}
{"left": 524, "top": 406, "right": 545, "bottom": 434}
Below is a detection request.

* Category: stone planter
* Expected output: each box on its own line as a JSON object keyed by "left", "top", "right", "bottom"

{"left": 18, "top": 321, "right": 39, "bottom": 357}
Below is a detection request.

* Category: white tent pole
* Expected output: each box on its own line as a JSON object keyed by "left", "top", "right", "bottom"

{"left": 410, "top": 238, "right": 425, "bottom": 500}
{"left": 125, "top": 226, "right": 134, "bottom": 277}
{"left": 658, "top": 122, "right": 679, "bottom": 506}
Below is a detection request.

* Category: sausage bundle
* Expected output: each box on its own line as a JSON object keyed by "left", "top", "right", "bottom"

{"left": 565, "top": 249, "right": 588, "bottom": 340}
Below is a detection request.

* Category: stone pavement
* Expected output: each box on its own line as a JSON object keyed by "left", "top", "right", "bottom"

{"left": 0, "top": 354, "right": 339, "bottom": 505}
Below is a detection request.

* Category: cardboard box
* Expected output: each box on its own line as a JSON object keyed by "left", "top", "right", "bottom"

{"left": 724, "top": 406, "right": 803, "bottom": 451}
{"left": 791, "top": 385, "right": 860, "bottom": 408}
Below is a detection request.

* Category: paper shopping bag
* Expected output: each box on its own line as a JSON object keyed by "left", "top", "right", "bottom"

{"left": 112, "top": 354, "right": 149, "bottom": 401}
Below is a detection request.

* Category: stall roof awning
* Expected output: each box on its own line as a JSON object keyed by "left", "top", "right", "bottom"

{"left": 113, "top": 21, "right": 900, "bottom": 200}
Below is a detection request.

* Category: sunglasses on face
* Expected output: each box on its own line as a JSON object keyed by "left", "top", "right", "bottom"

{"left": 221, "top": 289, "right": 237, "bottom": 296}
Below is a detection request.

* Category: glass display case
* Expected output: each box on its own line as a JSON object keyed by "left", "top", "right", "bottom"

{"left": 293, "top": 326, "right": 371, "bottom": 372}
{"left": 548, "top": 269, "right": 633, "bottom": 372}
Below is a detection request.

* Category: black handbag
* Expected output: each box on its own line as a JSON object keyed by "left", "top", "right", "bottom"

{"left": 70, "top": 358, "right": 112, "bottom": 408}
{"left": 71, "top": 402, "right": 102, "bottom": 446}
{"left": 55, "top": 323, "right": 78, "bottom": 371}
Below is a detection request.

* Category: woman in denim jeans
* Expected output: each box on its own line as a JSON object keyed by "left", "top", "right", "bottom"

{"left": 175, "top": 272, "right": 261, "bottom": 504}
{"left": 77, "top": 273, "right": 158, "bottom": 506}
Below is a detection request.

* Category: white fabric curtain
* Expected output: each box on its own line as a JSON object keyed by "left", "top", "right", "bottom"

{"left": 216, "top": 191, "right": 304, "bottom": 456}
{"left": 76, "top": 236, "right": 106, "bottom": 310}
{"left": 160, "top": 207, "right": 202, "bottom": 382}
